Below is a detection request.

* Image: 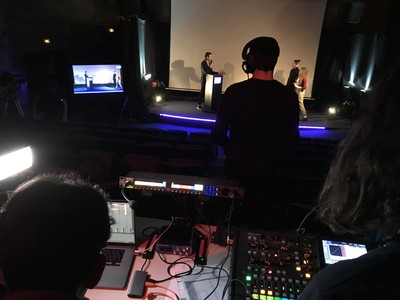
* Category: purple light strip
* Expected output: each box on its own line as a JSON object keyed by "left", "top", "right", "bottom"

{"left": 159, "top": 113, "right": 326, "bottom": 129}
{"left": 160, "top": 113, "right": 216, "bottom": 123}
{"left": 299, "top": 125, "right": 326, "bottom": 130}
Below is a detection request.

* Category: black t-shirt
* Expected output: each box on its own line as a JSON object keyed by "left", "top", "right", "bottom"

{"left": 211, "top": 78, "right": 299, "bottom": 178}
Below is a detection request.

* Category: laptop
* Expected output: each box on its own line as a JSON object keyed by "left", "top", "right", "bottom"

{"left": 96, "top": 200, "right": 136, "bottom": 289}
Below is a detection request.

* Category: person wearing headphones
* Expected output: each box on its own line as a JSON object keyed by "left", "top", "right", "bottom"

{"left": 211, "top": 36, "right": 299, "bottom": 228}
{"left": 0, "top": 173, "right": 111, "bottom": 300}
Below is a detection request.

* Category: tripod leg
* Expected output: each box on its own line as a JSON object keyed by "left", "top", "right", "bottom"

{"left": 13, "top": 95, "right": 25, "bottom": 118}
{"left": 2, "top": 97, "right": 9, "bottom": 120}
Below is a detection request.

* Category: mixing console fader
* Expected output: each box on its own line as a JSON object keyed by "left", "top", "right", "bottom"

{"left": 229, "top": 228, "right": 321, "bottom": 300}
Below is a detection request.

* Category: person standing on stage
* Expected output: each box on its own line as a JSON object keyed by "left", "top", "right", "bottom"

{"left": 294, "top": 66, "right": 309, "bottom": 121}
{"left": 286, "top": 59, "right": 301, "bottom": 92}
{"left": 113, "top": 71, "right": 117, "bottom": 88}
{"left": 197, "top": 52, "right": 219, "bottom": 110}
{"left": 211, "top": 36, "right": 300, "bottom": 228}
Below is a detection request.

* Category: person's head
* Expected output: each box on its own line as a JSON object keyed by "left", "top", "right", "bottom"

{"left": 242, "top": 36, "right": 280, "bottom": 73}
{"left": 299, "top": 67, "right": 308, "bottom": 78}
{"left": 292, "top": 60, "right": 301, "bottom": 68}
{"left": 0, "top": 173, "right": 111, "bottom": 294}
{"left": 317, "top": 64, "right": 400, "bottom": 242}
{"left": 205, "top": 52, "right": 213, "bottom": 62}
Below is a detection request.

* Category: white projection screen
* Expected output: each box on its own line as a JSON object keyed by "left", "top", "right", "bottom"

{"left": 169, "top": 0, "right": 327, "bottom": 98}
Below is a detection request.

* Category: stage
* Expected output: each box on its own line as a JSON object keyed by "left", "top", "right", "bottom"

{"left": 140, "top": 96, "right": 352, "bottom": 142}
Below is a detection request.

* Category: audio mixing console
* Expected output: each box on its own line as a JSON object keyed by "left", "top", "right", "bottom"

{"left": 229, "top": 228, "right": 321, "bottom": 300}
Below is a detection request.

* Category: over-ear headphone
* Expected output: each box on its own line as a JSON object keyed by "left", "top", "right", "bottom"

{"left": 241, "top": 36, "right": 280, "bottom": 74}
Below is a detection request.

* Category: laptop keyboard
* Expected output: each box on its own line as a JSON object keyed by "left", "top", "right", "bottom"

{"left": 103, "top": 248, "right": 125, "bottom": 266}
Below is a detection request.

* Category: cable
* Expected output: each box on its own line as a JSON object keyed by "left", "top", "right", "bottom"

{"left": 135, "top": 217, "right": 175, "bottom": 256}
{"left": 140, "top": 258, "right": 150, "bottom": 271}
{"left": 203, "top": 239, "right": 232, "bottom": 300}
{"left": 145, "top": 282, "right": 180, "bottom": 300}
{"left": 145, "top": 291, "right": 175, "bottom": 300}
{"left": 149, "top": 252, "right": 195, "bottom": 283}
{"left": 296, "top": 206, "right": 318, "bottom": 243}
{"left": 222, "top": 278, "right": 252, "bottom": 300}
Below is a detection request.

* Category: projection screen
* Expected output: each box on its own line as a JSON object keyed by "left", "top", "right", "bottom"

{"left": 169, "top": 0, "right": 327, "bottom": 98}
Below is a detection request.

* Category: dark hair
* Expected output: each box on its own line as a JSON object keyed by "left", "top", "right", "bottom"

{"left": 317, "top": 65, "right": 400, "bottom": 241}
{"left": 246, "top": 37, "right": 280, "bottom": 72}
{"left": 294, "top": 59, "right": 301, "bottom": 65}
{"left": 0, "top": 173, "right": 111, "bottom": 291}
{"left": 205, "top": 52, "right": 212, "bottom": 58}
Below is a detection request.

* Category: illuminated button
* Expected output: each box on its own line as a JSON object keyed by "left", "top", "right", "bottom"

{"left": 260, "top": 296, "right": 267, "bottom": 300}
{"left": 296, "top": 266, "right": 301, "bottom": 271}
{"left": 246, "top": 275, "right": 252, "bottom": 281}
{"left": 260, "top": 289, "right": 266, "bottom": 295}
{"left": 266, "top": 297, "right": 274, "bottom": 300}
{"left": 252, "top": 294, "right": 259, "bottom": 299}
{"left": 267, "top": 290, "right": 273, "bottom": 296}
{"left": 305, "top": 273, "right": 311, "bottom": 279}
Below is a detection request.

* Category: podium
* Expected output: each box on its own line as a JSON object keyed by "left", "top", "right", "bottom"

{"left": 203, "top": 74, "right": 223, "bottom": 113}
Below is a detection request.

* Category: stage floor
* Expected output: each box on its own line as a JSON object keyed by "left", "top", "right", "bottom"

{"left": 141, "top": 98, "right": 352, "bottom": 142}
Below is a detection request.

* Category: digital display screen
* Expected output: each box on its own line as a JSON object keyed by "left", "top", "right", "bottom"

{"left": 72, "top": 64, "right": 123, "bottom": 94}
{"left": 322, "top": 239, "right": 368, "bottom": 265}
{"left": 133, "top": 180, "right": 167, "bottom": 188}
{"left": 171, "top": 182, "right": 203, "bottom": 191}
{"left": 108, "top": 201, "right": 135, "bottom": 244}
{"left": 213, "top": 76, "right": 222, "bottom": 84}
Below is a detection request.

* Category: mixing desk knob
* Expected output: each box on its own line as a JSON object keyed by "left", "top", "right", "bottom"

{"left": 249, "top": 256, "right": 257, "bottom": 264}
{"left": 261, "top": 258, "right": 271, "bottom": 266}
{"left": 249, "top": 241, "right": 258, "bottom": 248}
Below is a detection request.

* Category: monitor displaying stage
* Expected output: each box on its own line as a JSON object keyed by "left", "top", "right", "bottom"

{"left": 72, "top": 64, "right": 123, "bottom": 94}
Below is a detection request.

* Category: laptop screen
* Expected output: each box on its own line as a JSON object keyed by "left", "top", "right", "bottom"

{"left": 321, "top": 239, "right": 368, "bottom": 265}
{"left": 108, "top": 201, "right": 135, "bottom": 244}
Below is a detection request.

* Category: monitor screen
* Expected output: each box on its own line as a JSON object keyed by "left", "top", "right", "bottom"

{"left": 72, "top": 64, "right": 123, "bottom": 94}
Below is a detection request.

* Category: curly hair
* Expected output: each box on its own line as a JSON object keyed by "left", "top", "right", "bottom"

{"left": 316, "top": 65, "right": 400, "bottom": 242}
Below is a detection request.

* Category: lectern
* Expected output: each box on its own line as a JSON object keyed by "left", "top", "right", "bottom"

{"left": 203, "top": 74, "right": 223, "bottom": 113}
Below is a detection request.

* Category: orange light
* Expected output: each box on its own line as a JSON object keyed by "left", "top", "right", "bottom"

{"left": 43, "top": 38, "right": 51, "bottom": 44}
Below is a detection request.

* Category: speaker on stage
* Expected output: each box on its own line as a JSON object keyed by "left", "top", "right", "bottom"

{"left": 203, "top": 74, "right": 223, "bottom": 113}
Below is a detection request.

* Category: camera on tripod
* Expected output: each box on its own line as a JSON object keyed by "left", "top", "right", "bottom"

{"left": 0, "top": 71, "right": 26, "bottom": 119}
{"left": 0, "top": 71, "right": 25, "bottom": 93}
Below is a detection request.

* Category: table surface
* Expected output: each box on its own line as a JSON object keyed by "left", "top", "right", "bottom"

{"left": 85, "top": 223, "right": 231, "bottom": 300}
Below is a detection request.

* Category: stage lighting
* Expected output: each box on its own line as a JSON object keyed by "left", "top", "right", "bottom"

{"left": 42, "top": 38, "right": 51, "bottom": 45}
{"left": 144, "top": 74, "right": 152, "bottom": 80}
{"left": 328, "top": 106, "right": 338, "bottom": 115}
{"left": 328, "top": 107, "right": 337, "bottom": 115}
{"left": 0, "top": 146, "right": 32, "bottom": 181}
{"left": 155, "top": 95, "right": 162, "bottom": 103}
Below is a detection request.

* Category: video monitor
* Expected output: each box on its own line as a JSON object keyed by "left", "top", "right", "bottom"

{"left": 72, "top": 64, "right": 123, "bottom": 94}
